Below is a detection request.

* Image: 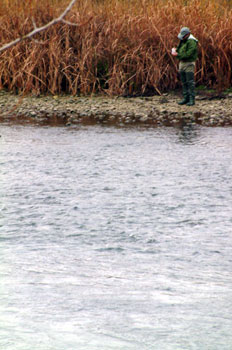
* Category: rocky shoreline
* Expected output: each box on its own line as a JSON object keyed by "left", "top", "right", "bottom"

{"left": 0, "top": 90, "right": 232, "bottom": 127}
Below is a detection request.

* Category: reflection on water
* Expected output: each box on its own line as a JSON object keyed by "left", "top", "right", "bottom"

{"left": 0, "top": 124, "right": 232, "bottom": 350}
{"left": 178, "top": 122, "right": 200, "bottom": 144}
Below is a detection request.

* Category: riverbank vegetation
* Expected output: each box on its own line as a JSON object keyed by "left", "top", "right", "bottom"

{"left": 0, "top": 0, "right": 232, "bottom": 96}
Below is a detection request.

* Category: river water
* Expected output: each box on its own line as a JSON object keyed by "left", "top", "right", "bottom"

{"left": 0, "top": 124, "right": 232, "bottom": 350}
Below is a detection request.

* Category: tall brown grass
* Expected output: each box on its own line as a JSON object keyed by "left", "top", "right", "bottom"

{"left": 0, "top": 0, "right": 232, "bottom": 95}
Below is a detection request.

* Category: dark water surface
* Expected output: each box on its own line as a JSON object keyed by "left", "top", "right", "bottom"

{"left": 0, "top": 124, "right": 232, "bottom": 350}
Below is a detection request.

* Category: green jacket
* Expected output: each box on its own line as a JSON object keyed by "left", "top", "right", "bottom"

{"left": 177, "top": 34, "right": 198, "bottom": 62}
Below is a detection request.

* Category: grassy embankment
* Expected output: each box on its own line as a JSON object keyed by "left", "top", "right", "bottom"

{"left": 0, "top": 0, "right": 232, "bottom": 96}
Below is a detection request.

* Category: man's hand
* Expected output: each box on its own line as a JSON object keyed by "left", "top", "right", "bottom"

{"left": 171, "top": 47, "right": 178, "bottom": 56}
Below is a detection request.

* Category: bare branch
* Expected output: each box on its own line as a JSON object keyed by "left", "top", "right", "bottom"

{"left": 61, "top": 16, "right": 93, "bottom": 27}
{"left": 31, "top": 38, "right": 48, "bottom": 45}
{"left": 61, "top": 19, "right": 80, "bottom": 26}
{"left": 32, "top": 17, "right": 38, "bottom": 30}
{"left": 0, "top": 0, "right": 78, "bottom": 53}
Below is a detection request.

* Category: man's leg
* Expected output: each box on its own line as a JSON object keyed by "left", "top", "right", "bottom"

{"left": 186, "top": 71, "right": 195, "bottom": 106}
{"left": 178, "top": 70, "right": 189, "bottom": 105}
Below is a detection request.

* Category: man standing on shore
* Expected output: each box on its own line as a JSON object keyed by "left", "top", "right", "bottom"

{"left": 172, "top": 27, "right": 198, "bottom": 106}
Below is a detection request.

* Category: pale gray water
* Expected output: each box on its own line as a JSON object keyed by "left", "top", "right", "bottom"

{"left": 0, "top": 124, "right": 232, "bottom": 350}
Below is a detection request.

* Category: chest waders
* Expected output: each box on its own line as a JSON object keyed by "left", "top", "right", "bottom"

{"left": 178, "top": 71, "right": 195, "bottom": 106}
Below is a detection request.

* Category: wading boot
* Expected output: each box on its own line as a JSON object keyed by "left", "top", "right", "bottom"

{"left": 186, "top": 72, "right": 195, "bottom": 106}
{"left": 178, "top": 71, "right": 189, "bottom": 105}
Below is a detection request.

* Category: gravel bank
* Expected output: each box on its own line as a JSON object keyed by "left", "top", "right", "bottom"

{"left": 0, "top": 90, "right": 232, "bottom": 127}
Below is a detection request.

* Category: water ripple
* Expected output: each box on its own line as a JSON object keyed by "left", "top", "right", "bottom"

{"left": 0, "top": 125, "right": 232, "bottom": 349}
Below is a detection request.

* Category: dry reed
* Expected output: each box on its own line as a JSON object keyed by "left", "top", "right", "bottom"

{"left": 0, "top": 0, "right": 232, "bottom": 95}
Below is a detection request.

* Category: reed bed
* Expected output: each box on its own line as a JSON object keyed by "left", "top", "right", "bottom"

{"left": 0, "top": 0, "right": 232, "bottom": 95}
